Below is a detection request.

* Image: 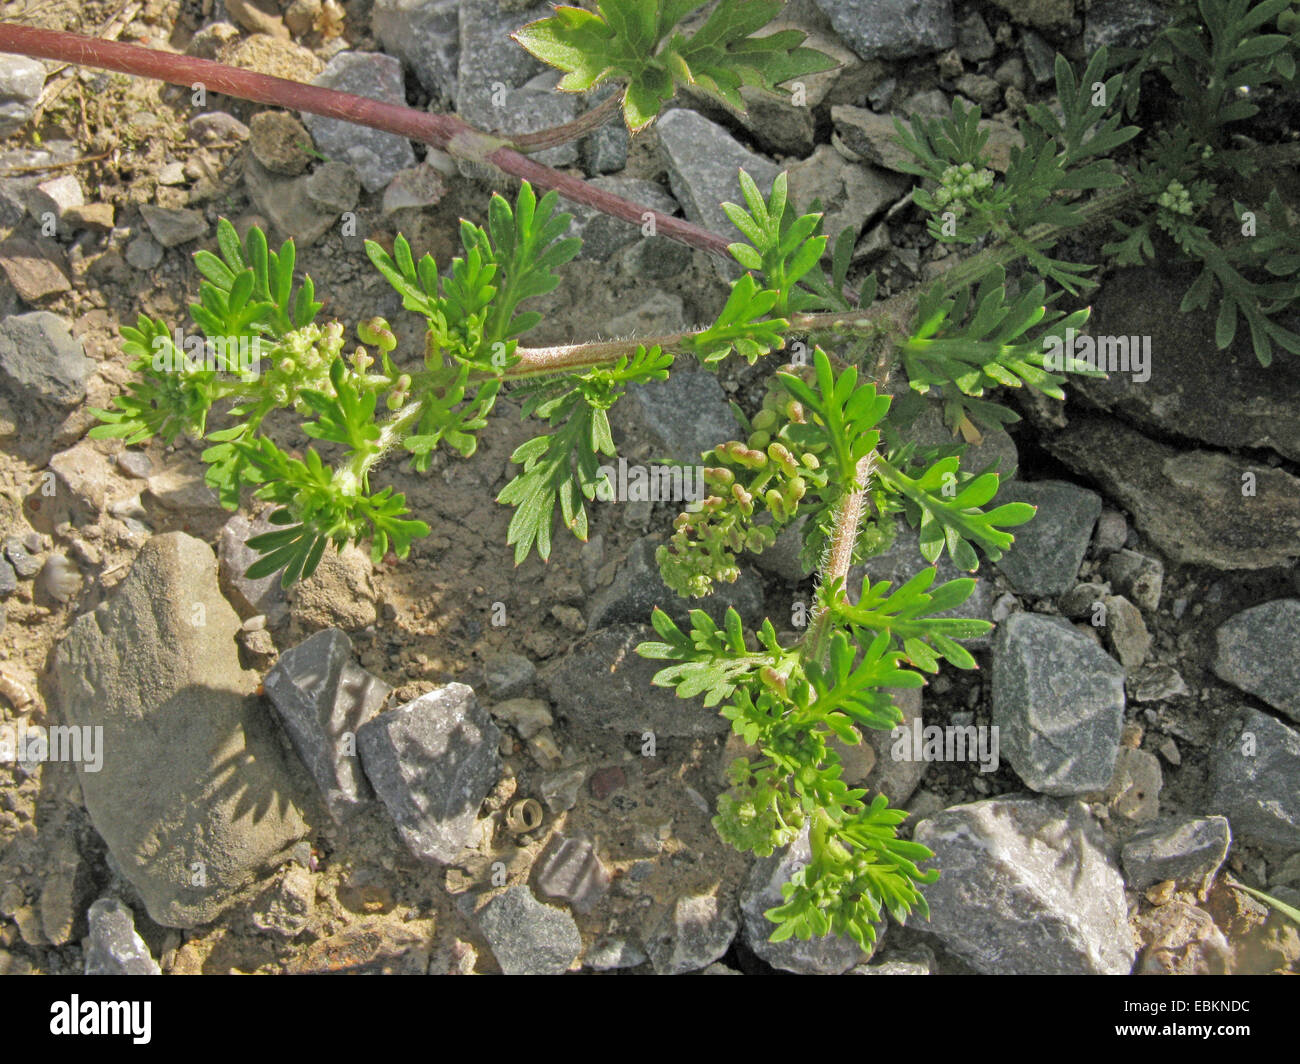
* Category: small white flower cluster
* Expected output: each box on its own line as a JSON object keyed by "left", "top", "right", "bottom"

{"left": 933, "top": 162, "right": 995, "bottom": 218}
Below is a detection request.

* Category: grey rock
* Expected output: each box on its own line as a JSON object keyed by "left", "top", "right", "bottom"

{"left": 125, "top": 234, "right": 164, "bottom": 270}
{"left": 537, "top": 764, "right": 585, "bottom": 813}
{"left": 1060, "top": 581, "right": 1109, "bottom": 620}
{"left": 1105, "top": 549, "right": 1162, "bottom": 613}
{"left": 1212, "top": 599, "right": 1300, "bottom": 723}
{"left": 1021, "top": 30, "right": 1056, "bottom": 84}
{"left": 0, "top": 311, "right": 94, "bottom": 408}
{"left": 566, "top": 177, "right": 678, "bottom": 262}
{"left": 587, "top": 535, "right": 764, "bottom": 631}
{"left": 1122, "top": 816, "right": 1231, "bottom": 895}
{"left": 643, "top": 889, "right": 739, "bottom": 974}
{"left": 357, "top": 683, "right": 502, "bottom": 863}
{"left": 489, "top": 697, "right": 551, "bottom": 740}
{"left": 600, "top": 289, "right": 685, "bottom": 337}
{"left": 1083, "top": 267, "right": 1300, "bottom": 462}
{"left": 83, "top": 898, "right": 160, "bottom": 975}
{"left": 244, "top": 157, "right": 337, "bottom": 246}
{"left": 1131, "top": 664, "right": 1189, "bottom": 703}
{"left": 0, "top": 55, "right": 46, "bottom": 137}
{"left": 748, "top": 515, "right": 811, "bottom": 583}
{"left": 1209, "top": 707, "right": 1300, "bottom": 849}
{"left": 955, "top": 12, "right": 996, "bottom": 61}
{"left": 985, "top": 0, "right": 1074, "bottom": 30}
{"left": 0, "top": 558, "right": 15, "bottom": 595}
{"left": 372, "top": 0, "right": 461, "bottom": 99}
{"left": 656, "top": 108, "right": 781, "bottom": 244}
{"left": 218, "top": 512, "right": 289, "bottom": 624}
{"left": 832, "top": 104, "right": 928, "bottom": 174}
{"left": 994, "top": 480, "right": 1101, "bottom": 597}
{"left": 52, "top": 534, "right": 307, "bottom": 927}
{"left": 249, "top": 864, "right": 314, "bottom": 938}
{"left": 786, "top": 144, "right": 907, "bottom": 245}
{"left": 543, "top": 625, "right": 730, "bottom": 737}
{"left": 1093, "top": 509, "right": 1128, "bottom": 555}
{"left": 483, "top": 651, "right": 536, "bottom": 700}
{"left": 301, "top": 52, "right": 416, "bottom": 192}
{"left": 584, "top": 935, "right": 647, "bottom": 970}
{"left": 263, "top": 629, "right": 392, "bottom": 820}
{"left": 618, "top": 228, "right": 695, "bottom": 281}
{"left": 582, "top": 87, "right": 629, "bottom": 174}
{"left": 477, "top": 885, "right": 581, "bottom": 975}
{"left": 992, "top": 612, "right": 1126, "bottom": 795}
{"left": 26, "top": 175, "right": 83, "bottom": 224}
{"left": 850, "top": 517, "right": 994, "bottom": 650}
{"left": 457, "top": 0, "right": 550, "bottom": 124}
{"left": 741, "top": 825, "right": 870, "bottom": 974}
{"left": 3, "top": 537, "right": 40, "bottom": 578}
{"left": 139, "top": 205, "right": 207, "bottom": 248}
{"left": 621, "top": 363, "right": 741, "bottom": 465}
{"left": 304, "top": 160, "right": 361, "bottom": 215}
{"left": 1085, "top": 0, "right": 1169, "bottom": 52}
{"left": 536, "top": 833, "right": 609, "bottom": 914}
{"left": 852, "top": 959, "right": 932, "bottom": 975}
{"left": 913, "top": 795, "right": 1134, "bottom": 974}
{"left": 1048, "top": 415, "right": 1300, "bottom": 570}
{"left": 1103, "top": 594, "right": 1151, "bottom": 669}
{"left": 381, "top": 162, "right": 446, "bottom": 213}
{"left": 1104, "top": 746, "right": 1162, "bottom": 822}
{"left": 812, "top": 0, "right": 955, "bottom": 59}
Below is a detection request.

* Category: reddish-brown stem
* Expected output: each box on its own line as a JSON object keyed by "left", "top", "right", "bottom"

{"left": 0, "top": 22, "right": 733, "bottom": 258}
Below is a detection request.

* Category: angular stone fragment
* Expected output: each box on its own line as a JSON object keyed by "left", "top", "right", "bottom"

{"left": 1212, "top": 599, "right": 1300, "bottom": 723}
{"left": 536, "top": 833, "right": 610, "bottom": 914}
{"left": 914, "top": 796, "right": 1134, "bottom": 974}
{"left": 642, "top": 889, "right": 739, "bottom": 975}
{"left": 477, "top": 885, "right": 581, "bottom": 975}
{"left": 992, "top": 612, "right": 1126, "bottom": 795}
{"left": 1209, "top": 707, "right": 1300, "bottom": 849}
{"left": 357, "top": 683, "right": 502, "bottom": 863}
{"left": 263, "top": 629, "right": 392, "bottom": 820}
{"left": 83, "top": 898, "right": 161, "bottom": 975}
{"left": 1121, "top": 816, "right": 1231, "bottom": 895}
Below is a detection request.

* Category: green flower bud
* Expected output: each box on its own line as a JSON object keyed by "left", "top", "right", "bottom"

{"left": 748, "top": 431, "right": 771, "bottom": 450}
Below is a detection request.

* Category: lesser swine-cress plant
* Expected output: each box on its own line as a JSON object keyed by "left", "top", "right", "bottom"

{"left": 77, "top": 0, "right": 1300, "bottom": 948}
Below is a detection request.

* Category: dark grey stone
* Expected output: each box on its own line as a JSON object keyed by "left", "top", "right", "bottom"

{"left": 622, "top": 363, "right": 741, "bottom": 465}
{"left": 357, "top": 683, "right": 502, "bottom": 863}
{"left": 913, "top": 795, "right": 1134, "bottom": 974}
{"left": 218, "top": 512, "right": 289, "bottom": 624}
{"left": 456, "top": 0, "right": 550, "bottom": 126}
{"left": 372, "top": 0, "right": 461, "bottom": 99}
{"left": 1212, "top": 599, "right": 1300, "bottom": 723}
{"left": 1209, "top": 707, "right": 1300, "bottom": 849}
{"left": 642, "top": 889, "right": 739, "bottom": 974}
{"left": 812, "top": 0, "right": 956, "bottom": 59}
{"left": 477, "top": 885, "right": 582, "bottom": 975}
{"left": 1105, "top": 548, "right": 1163, "bottom": 613}
{"left": 994, "top": 480, "right": 1101, "bottom": 597}
{"left": 301, "top": 52, "right": 416, "bottom": 192}
{"left": 1122, "top": 816, "right": 1231, "bottom": 894}
{"left": 656, "top": 108, "right": 781, "bottom": 244}
{"left": 263, "top": 629, "right": 392, "bottom": 820}
{"left": 483, "top": 651, "right": 536, "bottom": 700}
{"left": 1085, "top": 0, "right": 1169, "bottom": 52}
{"left": 0, "top": 55, "right": 46, "bottom": 137}
{"left": 0, "top": 312, "right": 94, "bottom": 408}
{"left": 992, "top": 612, "right": 1125, "bottom": 795}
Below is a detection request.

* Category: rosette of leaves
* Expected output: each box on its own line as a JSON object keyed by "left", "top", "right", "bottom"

{"left": 514, "top": 0, "right": 837, "bottom": 131}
